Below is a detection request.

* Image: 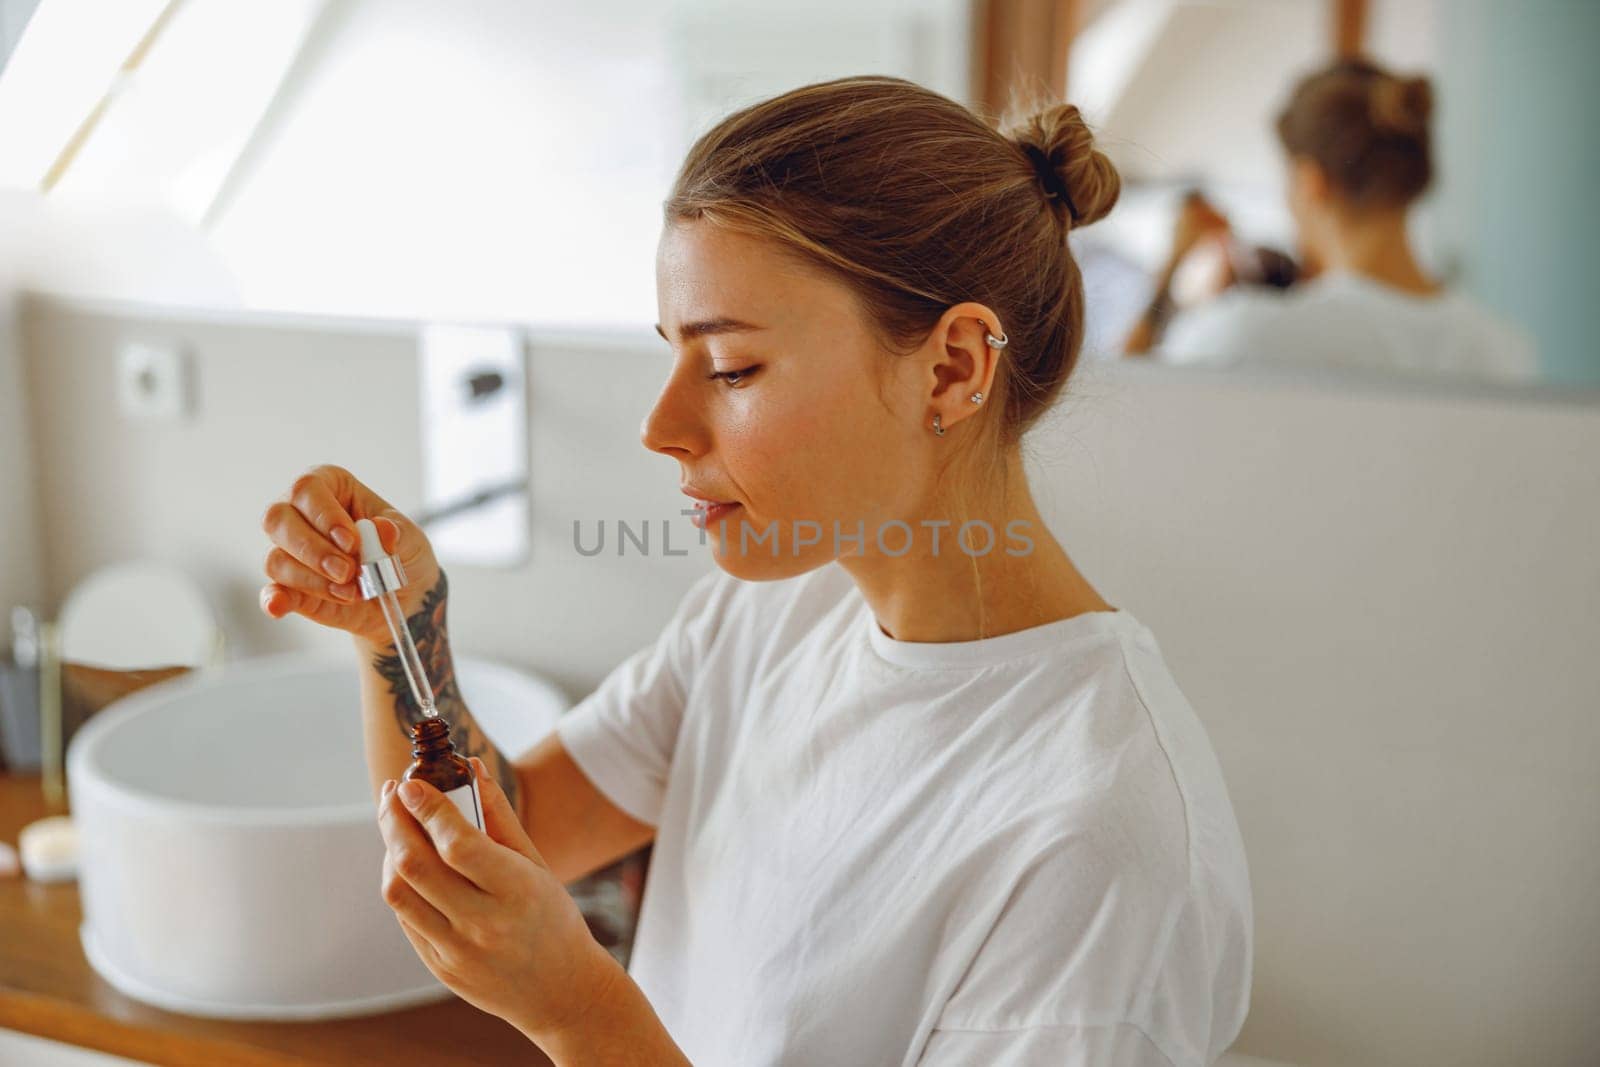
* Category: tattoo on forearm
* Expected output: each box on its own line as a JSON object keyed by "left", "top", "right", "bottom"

{"left": 1140, "top": 284, "right": 1176, "bottom": 342}
{"left": 371, "top": 570, "right": 523, "bottom": 815}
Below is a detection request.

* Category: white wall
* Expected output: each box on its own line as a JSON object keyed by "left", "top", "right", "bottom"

{"left": 18, "top": 296, "right": 1600, "bottom": 1065}
{"left": 17, "top": 294, "right": 705, "bottom": 700}
{"left": 205, "top": 0, "right": 966, "bottom": 327}
{"left": 1073, "top": 0, "right": 1441, "bottom": 191}
{"left": 0, "top": 186, "right": 244, "bottom": 633}
{"left": 1047, "top": 359, "right": 1600, "bottom": 1065}
{"left": 1082, "top": 1, "right": 1324, "bottom": 189}
{"left": 0, "top": 0, "right": 966, "bottom": 329}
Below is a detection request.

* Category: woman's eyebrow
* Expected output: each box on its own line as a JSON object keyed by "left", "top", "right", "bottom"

{"left": 654, "top": 317, "right": 766, "bottom": 343}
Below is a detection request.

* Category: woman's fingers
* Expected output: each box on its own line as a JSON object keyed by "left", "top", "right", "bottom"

{"left": 258, "top": 467, "right": 437, "bottom": 641}
{"left": 383, "top": 849, "right": 454, "bottom": 942}
{"left": 261, "top": 495, "right": 358, "bottom": 588}
{"left": 379, "top": 785, "right": 487, "bottom": 918}
{"left": 375, "top": 515, "right": 401, "bottom": 554}
{"left": 393, "top": 914, "right": 450, "bottom": 979}
{"left": 259, "top": 583, "right": 290, "bottom": 618}
{"left": 263, "top": 546, "right": 360, "bottom": 604}
{"left": 262, "top": 464, "right": 396, "bottom": 576}
{"left": 259, "top": 582, "right": 358, "bottom": 627}
{"left": 262, "top": 515, "right": 399, "bottom": 620}
{"left": 469, "top": 757, "right": 548, "bottom": 871}
{"left": 286, "top": 467, "right": 367, "bottom": 554}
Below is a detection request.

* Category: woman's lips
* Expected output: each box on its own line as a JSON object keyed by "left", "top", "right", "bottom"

{"left": 688, "top": 500, "right": 740, "bottom": 530}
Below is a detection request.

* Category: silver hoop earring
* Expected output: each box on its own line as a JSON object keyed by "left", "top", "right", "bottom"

{"left": 984, "top": 329, "right": 1008, "bottom": 349}
{"left": 931, "top": 413, "right": 945, "bottom": 437}
{"left": 969, "top": 391, "right": 984, "bottom": 404}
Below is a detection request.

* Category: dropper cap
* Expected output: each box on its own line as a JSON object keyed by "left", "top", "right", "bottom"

{"left": 357, "top": 518, "right": 385, "bottom": 563}
{"left": 355, "top": 518, "right": 407, "bottom": 600}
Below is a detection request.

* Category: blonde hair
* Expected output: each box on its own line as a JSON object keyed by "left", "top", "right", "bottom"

{"left": 665, "top": 75, "right": 1119, "bottom": 449}
{"left": 1277, "top": 57, "right": 1434, "bottom": 210}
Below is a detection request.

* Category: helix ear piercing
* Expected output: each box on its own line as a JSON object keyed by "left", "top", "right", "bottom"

{"left": 969, "top": 391, "right": 984, "bottom": 404}
{"left": 984, "top": 329, "right": 1008, "bottom": 349}
{"left": 931, "top": 413, "right": 945, "bottom": 437}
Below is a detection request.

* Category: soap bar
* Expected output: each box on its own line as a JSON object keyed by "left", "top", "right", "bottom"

{"left": 19, "top": 815, "right": 78, "bottom": 882}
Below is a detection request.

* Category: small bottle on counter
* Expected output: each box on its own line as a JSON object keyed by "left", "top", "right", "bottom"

{"left": 403, "top": 718, "right": 484, "bottom": 830}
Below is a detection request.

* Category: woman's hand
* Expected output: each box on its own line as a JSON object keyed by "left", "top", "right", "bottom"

{"left": 378, "top": 756, "right": 620, "bottom": 1044}
{"left": 1171, "top": 191, "right": 1231, "bottom": 261}
{"left": 258, "top": 464, "right": 440, "bottom": 646}
{"left": 1125, "top": 192, "right": 1235, "bottom": 357}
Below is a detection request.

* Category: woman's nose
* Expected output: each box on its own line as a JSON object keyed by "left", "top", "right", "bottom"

{"left": 640, "top": 378, "right": 705, "bottom": 458}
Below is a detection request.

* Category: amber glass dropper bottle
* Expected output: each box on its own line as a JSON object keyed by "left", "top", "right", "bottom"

{"left": 403, "top": 718, "right": 484, "bottom": 830}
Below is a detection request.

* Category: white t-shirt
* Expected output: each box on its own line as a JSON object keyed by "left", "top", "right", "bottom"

{"left": 1161, "top": 268, "right": 1539, "bottom": 383}
{"left": 555, "top": 563, "right": 1253, "bottom": 1066}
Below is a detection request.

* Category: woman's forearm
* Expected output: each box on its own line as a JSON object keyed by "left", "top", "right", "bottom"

{"left": 526, "top": 947, "right": 694, "bottom": 1066}
{"left": 1123, "top": 256, "right": 1182, "bottom": 356}
{"left": 353, "top": 569, "right": 524, "bottom": 820}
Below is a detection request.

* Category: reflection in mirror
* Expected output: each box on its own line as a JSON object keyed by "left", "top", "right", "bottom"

{"left": 44, "top": 561, "right": 224, "bottom": 804}
{"left": 1055, "top": 0, "right": 1598, "bottom": 389}
{"left": 0, "top": 0, "right": 1592, "bottom": 392}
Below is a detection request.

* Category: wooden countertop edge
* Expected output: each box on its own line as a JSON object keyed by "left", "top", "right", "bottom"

{"left": 0, "top": 989, "right": 314, "bottom": 1067}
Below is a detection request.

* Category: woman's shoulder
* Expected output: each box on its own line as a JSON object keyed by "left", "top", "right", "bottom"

{"left": 1106, "top": 616, "right": 1251, "bottom": 873}
{"left": 1432, "top": 293, "right": 1540, "bottom": 379}
{"left": 1159, "top": 286, "right": 1296, "bottom": 364}
{"left": 1011, "top": 612, "right": 1242, "bottom": 867}
{"left": 1321, "top": 273, "right": 1541, "bottom": 378}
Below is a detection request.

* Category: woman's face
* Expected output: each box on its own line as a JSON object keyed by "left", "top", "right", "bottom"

{"left": 645, "top": 219, "right": 934, "bottom": 580}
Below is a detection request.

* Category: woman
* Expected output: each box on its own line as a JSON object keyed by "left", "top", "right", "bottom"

{"left": 1135, "top": 58, "right": 1536, "bottom": 382}
{"left": 258, "top": 76, "right": 1252, "bottom": 1066}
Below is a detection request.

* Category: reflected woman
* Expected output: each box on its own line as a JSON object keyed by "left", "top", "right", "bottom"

{"left": 1135, "top": 58, "right": 1537, "bottom": 383}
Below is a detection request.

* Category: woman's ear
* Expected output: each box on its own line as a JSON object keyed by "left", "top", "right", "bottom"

{"left": 925, "top": 302, "right": 1002, "bottom": 433}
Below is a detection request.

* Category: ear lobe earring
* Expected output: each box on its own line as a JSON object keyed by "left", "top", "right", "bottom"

{"left": 931, "top": 413, "right": 945, "bottom": 437}
{"left": 969, "top": 391, "right": 984, "bottom": 404}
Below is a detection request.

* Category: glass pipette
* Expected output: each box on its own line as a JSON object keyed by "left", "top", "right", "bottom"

{"left": 354, "top": 518, "right": 438, "bottom": 718}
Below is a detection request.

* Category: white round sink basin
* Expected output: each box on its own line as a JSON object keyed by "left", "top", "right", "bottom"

{"left": 65, "top": 651, "right": 567, "bottom": 1021}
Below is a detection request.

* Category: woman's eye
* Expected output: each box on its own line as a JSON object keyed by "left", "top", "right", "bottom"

{"left": 707, "top": 366, "right": 759, "bottom": 388}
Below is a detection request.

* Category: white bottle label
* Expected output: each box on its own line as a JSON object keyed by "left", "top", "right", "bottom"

{"left": 443, "top": 779, "right": 484, "bottom": 830}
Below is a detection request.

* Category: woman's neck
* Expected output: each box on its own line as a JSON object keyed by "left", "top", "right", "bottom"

{"left": 1315, "top": 210, "right": 1441, "bottom": 296}
{"left": 836, "top": 449, "right": 1113, "bottom": 644}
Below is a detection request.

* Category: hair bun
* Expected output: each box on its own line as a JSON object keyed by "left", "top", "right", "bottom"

{"left": 1370, "top": 74, "right": 1432, "bottom": 137}
{"left": 1007, "top": 103, "right": 1121, "bottom": 227}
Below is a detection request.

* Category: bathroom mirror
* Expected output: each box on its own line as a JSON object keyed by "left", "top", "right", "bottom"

{"left": 1051, "top": 0, "right": 1599, "bottom": 389}
{"left": 56, "top": 562, "right": 223, "bottom": 671}
{"left": 0, "top": 0, "right": 1592, "bottom": 390}
{"left": 416, "top": 323, "right": 531, "bottom": 568}
{"left": 43, "top": 560, "right": 224, "bottom": 803}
